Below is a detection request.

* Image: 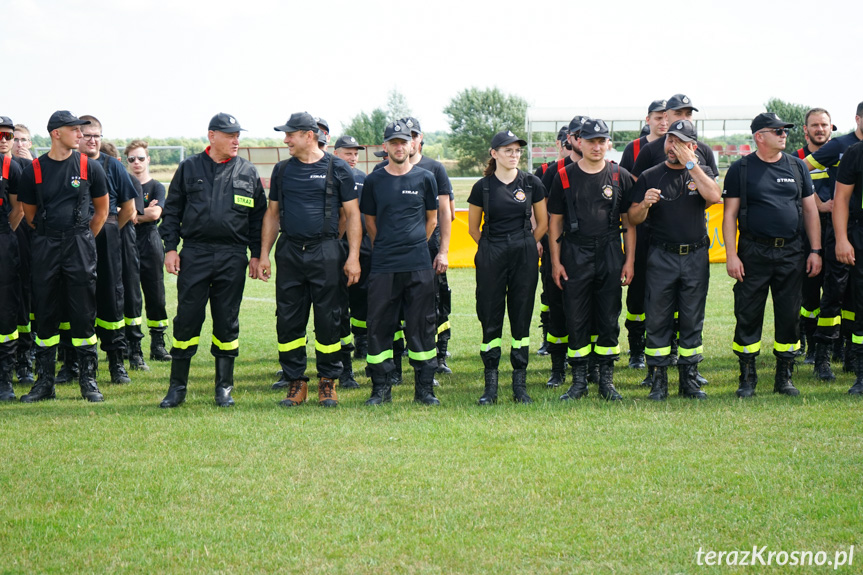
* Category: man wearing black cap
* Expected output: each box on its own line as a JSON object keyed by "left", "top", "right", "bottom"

{"left": 17, "top": 111, "right": 110, "bottom": 402}
{"left": 723, "top": 112, "right": 821, "bottom": 398}
{"left": 619, "top": 99, "right": 669, "bottom": 372}
{"left": 158, "top": 113, "right": 267, "bottom": 408}
{"left": 833, "top": 139, "right": 863, "bottom": 394}
{"left": 333, "top": 134, "right": 369, "bottom": 388}
{"left": 77, "top": 115, "right": 139, "bottom": 384}
{"left": 315, "top": 117, "right": 330, "bottom": 151}
{"left": 628, "top": 120, "right": 721, "bottom": 400}
{"left": 540, "top": 116, "right": 586, "bottom": 388}
{"left": 361, "top": 120, "right": 441, "bottom": 406}
{"left": 534, "top": 127, "right": 570, "bottom": 179}
{"left": 258, "top": 112, "right": 361, "bottom": 408}
{"left": 0, "top": 116, "right": 24, "bottom": 401}
{"left": 548, "top": 118, "right": 636, "bottom": 401}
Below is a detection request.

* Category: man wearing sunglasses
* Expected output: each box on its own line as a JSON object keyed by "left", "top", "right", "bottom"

{"left": 723, "top": 112, "right": 821, "bottom": 398}
{"left": 0, "top": 116, "right": 24, "bottom": 401}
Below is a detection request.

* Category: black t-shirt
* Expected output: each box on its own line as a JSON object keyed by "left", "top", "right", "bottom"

{"left": 808, "top": 131, "right": 863, "bottom": 171}
{"left": 360, "top": 166, "right": 438, "bottom": 273}
{"left": 547, "top": 162, "right": 634, "bottom": 237}
{"left": 375, "top": 156, "right": 453, "bottom": 200}
{"left": 138, "top": 179, "right": 166, "bottom": 225}
{"left": 836, "top": 141, "right": 863, "bottom": 221}
{"left": 17, "top": 152, "right": 108, "bottom": 230}
{"left": 631, "top": 163, "right": 716, "bottom": 244}
{"left": 96, "top": 153, "right": 139, "bottom": 213}
{"left": 723, "top": 153, "right": 814, "bottom": 238}
{"left": 1, "top": 156, "right": 23, "bottom": 225}
{"left": 269, "top": 153, "right": 357, "bottom": 241}
{"left": 619, "top": 136, "right": 648, "bottom": 172}
{"left": 541, "top": 156, "right": 574, "bottom": 197}
{"left": 631, "top": 137, "right": 719, "bottom": 179}
{"left": 467, "top": 172, "right": 546, "bottom": 237}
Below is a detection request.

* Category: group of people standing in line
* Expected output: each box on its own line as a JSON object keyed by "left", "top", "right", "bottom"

{"left": 2, "top": 95, "right": 863, "bottom": 408}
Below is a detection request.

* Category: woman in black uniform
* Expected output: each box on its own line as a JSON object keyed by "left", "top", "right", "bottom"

{"left": 468, "top": 131, "right": 548, "bottom": 404}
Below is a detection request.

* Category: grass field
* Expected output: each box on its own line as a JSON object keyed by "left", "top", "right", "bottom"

{"left": 2, "top": 265, "right": 861, "bottom": 574}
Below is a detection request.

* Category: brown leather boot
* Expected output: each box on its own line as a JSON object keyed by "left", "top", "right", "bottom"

{"left": 279, "top": 379, "right": 308, "bottom": 407}
{"left": 318, "top": 377, "right": 338, "bottom": 407}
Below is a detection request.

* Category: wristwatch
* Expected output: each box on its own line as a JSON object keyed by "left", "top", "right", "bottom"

{"left": 810, "top": 249, "right": 823, "bottom": 255}
{"left": 685, "top": 160, "right": 695, "bottom": 170}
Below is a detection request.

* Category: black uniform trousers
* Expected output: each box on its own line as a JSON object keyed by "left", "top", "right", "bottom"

{"left": 560, "top": 235, "right": 623, "bottom": 365}
{"left": 538, "top": 235, "right": 551, "bottom": 331}
{"left": 732, "top": 235, "right": 804, "bottom": 359}
{"left": 120, "top": 222, "right": 144, "bottom": 343}
{"left": 644, "top": 242, "right": 709, "bottom": 367}
{"left": 625, "top": 222, "right": 649, "bottom": 337}
{"left": 275, "top": 236, "right": 344, "bottom": 381}
{"left": 95, "top": 218, "right": 126, "bottom": 352}
{"left": 428, "top": 228, "right": 451, "bottom": 350}
{"left": 366, "top": 269, "right": 437, "bottom": 377}
{"left": 347, "top": 235, "right": 372, "bottom": 339}
{"left": 14, "top": 223, "right": 33, "bottom": 354}
{"left": 475, "top": 232, "right": 539, "bottom": 370}
{"left": 31, "top": 229, "right": 98, "bottom": 355}
{"left": 0, "top": 231, "right": 20, "bottom": 362}
{"left": 541, "top": 236, "right": 569, "bottom": 354}
{"left": 813, "top": 217, "right": 852, "bottom": 343}
{"left": 846, "top": 225, "right": 863, "bottom": 350}
{"left": 170, "top": 245, "right": 247, "bottom": 359}
{"left": 136, "top": 223, "right": 169, "bottom": 333}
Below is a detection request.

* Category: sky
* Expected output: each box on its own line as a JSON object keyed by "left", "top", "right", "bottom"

{"left": 5, "top": 0, "right": 861, "bottom": 140}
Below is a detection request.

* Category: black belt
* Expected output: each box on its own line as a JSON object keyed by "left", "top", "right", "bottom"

{"left": 651, "top": 236, "right": 709, "bottom": 255}
{"left": 562, "top": 230, "right": 620, "bottom": 247}
{"left": 483, "top": 230, "right": 532, "bottom": 241}
{"left": 740, "top": 232, "right": 798, "bottom": 248}
{"left": 106, "top": 213, "right": 118, "bottom": 222}
{"left": 35, "top": 225, "right": 89, "bottom": 239}
{"left": 282, "top": 234, "right": 338, "bottom": 250}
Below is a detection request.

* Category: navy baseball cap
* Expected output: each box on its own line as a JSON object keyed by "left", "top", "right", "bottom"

{"left": 667, "top": 120, "right": 697, "bottom": 142}
{"left": 751, "top": 113, "right": 794, "bottom": 134}
{"left": 373, "top": 150, "right": 388, "bottom": 158}
{"left": 666, "top": 94, "right": 699, "bottom": 112}
{"left": 579, "top": 118, "right": 610, "bottom": 140}
{"left": 490, "top": 130, "right": 527, "bottom": 149}
{"left": 0, "top": 116, "right": 13, "bottom": 130}
{"left": 568, "top": 115, "right": 588, "bottom": 135}
{"left": 274, "top": 112, "right": 318, "bottom": 133}
{"left": 557, "top": 126, "right": 569, "bottom": 143}
{"left": 383, "top": 121, "right": 411, "bottom": 142}
{"left": 648, "top": 99, "right": 668, "bottom": 113}
{"left": 402, "top": 117, "right": 422, "bottom": 134}
{"left": 315, "top": 117, "right": 330, "bottom": 133}
{"left": 334, "top": 135, "right": 365, "bottom": 150}
{"left": 208, "top": 112, "right": 245, "bottom": 133}
{"left": 47, "top": 110, "right": 90, "bottom": 132}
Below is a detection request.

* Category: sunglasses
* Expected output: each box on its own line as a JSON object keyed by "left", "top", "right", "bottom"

{"left": 760, "top": 128, "right": 789, "bottom": 136}
{"left": 0, "top": 133, "right": 12, "bottom": 141}
{"left": 127, "top": 156, "right": 147, "bottom": 163}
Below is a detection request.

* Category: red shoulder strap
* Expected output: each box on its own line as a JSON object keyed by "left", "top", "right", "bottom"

{"left": 1, "top": 155, "right": 9, "bottom": 180}
{"left": 796, "top": 148, "right": 805, "bottom": 159}
{"left": 558, "top": 164, "right": 570, "bottom": 189}
{"left": 33, "top": 158, "right": 42, "bottom": 185}
{"left": 633, "top": 138, "right": 641, "bottom": 160}
{"left": 541, "top": 162, "right": 548, "bottom": 174}
{"left": 556, "top": 158, "right": 565, "bottom": 171}
{"left": 612, "top": 161, "right": 619, "bottom": 184}
{"left": 80, "top": 153, "right": 88, "bottom": 180}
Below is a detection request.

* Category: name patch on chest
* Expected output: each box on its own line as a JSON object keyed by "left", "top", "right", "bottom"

{"left": 401, "top": 190, "right": 419, "bottom": 195}
{"left": 234, "top": 195, "right": 254, "bottom": 207}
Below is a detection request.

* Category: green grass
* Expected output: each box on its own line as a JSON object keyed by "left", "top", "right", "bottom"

{"left": 2, "top": 265, "right": 861, "bottom": 574}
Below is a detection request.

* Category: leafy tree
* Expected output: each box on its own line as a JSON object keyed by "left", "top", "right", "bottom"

{"left": 386, "top": 89, "right": 412, "bottom": 122}
{"left": 444, "top": 87, "right": 528, "bottom": 171}
{"left": 341, "top": 108, "right": 389, "bottom": 146}
{"left": 765, "top": 97, "right": 808, "bottom": 152}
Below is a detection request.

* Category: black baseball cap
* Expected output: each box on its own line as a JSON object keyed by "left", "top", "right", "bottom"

{"left": 648, "top": 99, "right": 668, "bottom": 113}
{"left": 0, "top": 116, "right": 13, "bottom": 130}
{"left": 317, "top": 130, "right": 328, "bottom": 145}
{"left": 568, "top": 115, "right": 588, "bottom": 135}
{"left": 47, "top": 110, "right": 90, "bottom": 132}
{"left": 315, "top": 117, "right": 329, "bottom": 133}
{"left": 557, "top": 126, "right": 569, "bottom": 143}
{"left": 402, "top": 117, "right": 422, "bottom": 135}
{"left": 208, "top": 112, "right": 245, "bottom": 133}
{"left": 274, "top": 112, "right": 319, "bottom": 133}
{"left": 334, "top": 135, "right": 365, "bottom": 150}
{"left": 490, "top": 130, "right": 527, "bottom": 149}
{"left": 667, "top": 120, "right": 697, "bottom": 142}
{"left": 666, "top": 94, "right": 699, "bottom": 112}
{"left": 750, "top": 112, "right": 794, "bottom": 134}
{"left": 383, "top": 121, "right": 411, "bottom": 142}
{"left": 373, "top": 150, "right": 388, "bottom": 158}
{"left": 579, "top": 118, "right": 610, "bottom": 140}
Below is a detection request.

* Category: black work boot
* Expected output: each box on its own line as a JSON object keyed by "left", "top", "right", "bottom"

{"left": 774, "top": 357, "right": 800, "bottom": 396}
{"left": 512, "top": 369, "right": 532, "bottom": 404}
{"left": 435, "top": 354, "right": 452, "bottom": 375}
{"left": 832, "top": 337, "right": 844, "bottom": 362}
{"left": 478, "top": 368, "right": 498, "bottom": 405}
{"left": 15, "top": 347, "right": 34, "bottom": 385}
{"left": 77, "top": 350, "right": 104, "bottom": 402}
{"left": 843, "top": 337, "right": 855, "bottom": 373}
{"left": 149, "top": 329, "right": 172, "bottom": 362}
{"left": 54, "top": 346, "right": 79, "bottom": 384}
{"left": 803, "top": 318, "right": 817, "bottom": 363}
{"left": 587, "top": 357, "right": 599, "bottom": 384}
{"left": 214, "top": 356, "right": 235, "bottom": 407}
{"left": 353, "top": 334, "right": 368, "bottom": 360}
{"left": 365, "top": 374, "right": 392, "bottom": 405}
{"left": 414, "top": 367, "right": 440, "bottom": 406}
{"left": 848, "top": 351, "right": 863, "bottom": 395}
{"left": 647, "top": 365, "right": 668, "bottom": 401}
{"left": 339, "top": 350, "right": 360, "bottom": 389}
{"left": 560, "top": 363, "right": 588, "bottom": 401}
{"left": 546, "top": 349, "right": 565, "bottom": 388}
{"left": 108, "top": 349, "right": 131, "bottom": 384}
{"left": 21, "top": 348, "right": 57, "bottom": 403}
{"left": 693, "top": 367, "right": 708, "bottom": 387}
{"left": 736, "top": 356, "right": 758, "bottom": 397}
{"left": 597, "top": 362, "right": 622, "bottom": 401}
{"left": 128, "top": 339, "right": 150, "bottom": 371}
{"left": 678, "top": 364, "right": 707, "bottom": 399}
{"left": 640, "top": 365, "right": 655, "bottom": 387}
{"left": 537, "top": 329, "right": 550, "bottom": 356}
{"left": 628, "top": 333, "right": 646, "bottom": 369}
{"left": 813, "top": 342, "right": 836, "bottom": 381}
{"left": 0, "top": 357, "right": 16, "bottom": 401}
{"left": 159, "top": 357, "right": 191, "bottom": 408}
{"left": 389, "top": 360, "right": 403, "bottom": 386}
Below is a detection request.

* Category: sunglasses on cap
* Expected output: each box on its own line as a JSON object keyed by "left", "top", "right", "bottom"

{"left": 127, "top": 156, "right": 147, "bottom": 163}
